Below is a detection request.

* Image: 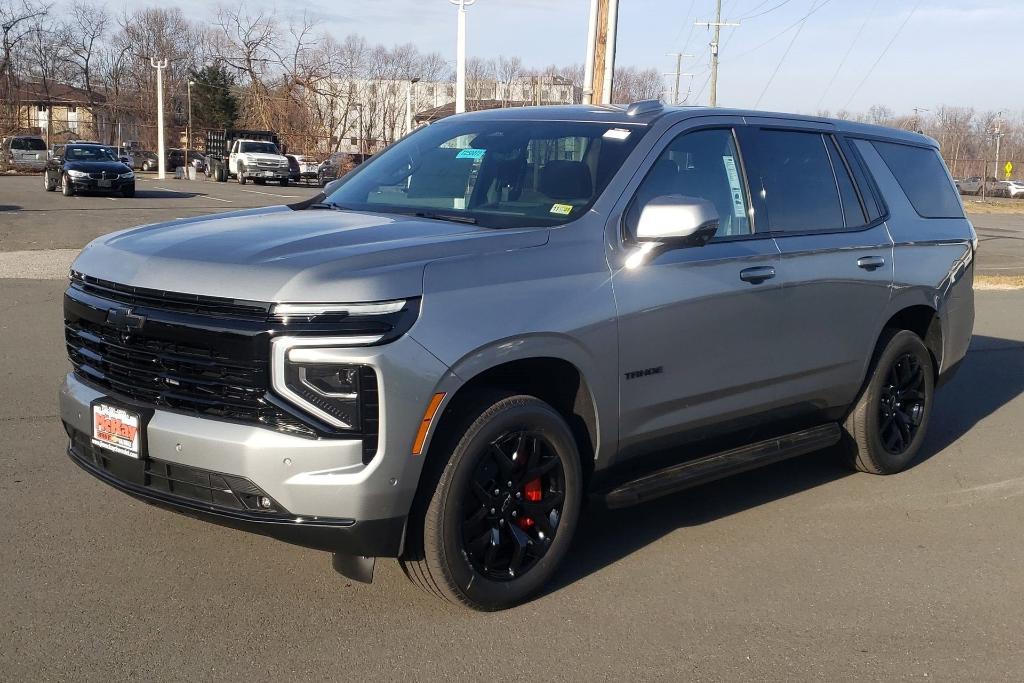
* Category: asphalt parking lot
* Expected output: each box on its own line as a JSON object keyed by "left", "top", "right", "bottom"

{"left": 2, "top": 173, "right": 1024, "bottom": 679}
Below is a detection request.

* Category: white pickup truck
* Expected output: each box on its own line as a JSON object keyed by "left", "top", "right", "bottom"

{"left": 228, "top": 139, "right": 291, "bottom": 186}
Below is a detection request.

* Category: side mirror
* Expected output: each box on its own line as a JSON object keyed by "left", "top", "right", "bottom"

{"left": 636, "top": 194, "right": 720, "bottom": 248}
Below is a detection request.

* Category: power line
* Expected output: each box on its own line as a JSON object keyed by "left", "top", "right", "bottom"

{"left": 841, "top": 0, "right": 923, "bottom": 110}
{"left": 814, "top": 0, "right": 880, "bottom": 112}
{"left": 753, "top": 0, "right": 820, "bottom": 109}
{"left": 724, "top": 0, "right": 836, "bottom": 63}
{"left": 738, "top": 0, "right": 796, "bottom": 21}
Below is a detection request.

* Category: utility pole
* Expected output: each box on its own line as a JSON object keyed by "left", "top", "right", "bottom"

{"left": 151, "top": 57, "right": 167, "bottom": 180}
{"left": 696, "top": 1, "right": 739, "bottom": 107}
{"left": 583, "top": 0, "right": 619, "bottom": 105}
{"left": 449, "top": 0, "right": 477, "bottom": 114}
{"left": 994, "top": 110, "right": 1004, "bottom": 183}
{"left": 186, "top": 80, "right": 194, "bottom": 179}
{"left": 405, "top": 77, "right": 420, "bottom": 135}
{"left": 666, "top": 52, "right": 694, "bottom": 105}
{"left": 912, "top": 107, "right": 928, "bottom": 133}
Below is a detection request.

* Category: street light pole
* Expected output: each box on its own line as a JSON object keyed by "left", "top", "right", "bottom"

{"left": 449, "top": 0, "right": 477, "bottom": 114}
{"left": 406, "top": 77, "right": 421, "bottom": 136}
{"left": 151, "top": 57, "right": 168, "bottom": 179}
{"left": 187, "top": 80, "right": 194, "bottom": 179}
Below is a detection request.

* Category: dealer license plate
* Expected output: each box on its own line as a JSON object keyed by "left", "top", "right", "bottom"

{"left": 92, "top": 403, "right": 142, "bottom": 458}
{"left": 98, "top": 179, "right": 112, "bottom": 188}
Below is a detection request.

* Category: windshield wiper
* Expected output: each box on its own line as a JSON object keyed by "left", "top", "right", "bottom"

{"left": 413, "top": 211, "right": 478, "bottom": 225}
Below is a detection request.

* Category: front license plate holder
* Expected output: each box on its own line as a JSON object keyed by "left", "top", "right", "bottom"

{"left": 91, "top": 399, "right": 149, "bottom": 459}
{"left": 97, "top": 179, "right": 112, "bottom": 188}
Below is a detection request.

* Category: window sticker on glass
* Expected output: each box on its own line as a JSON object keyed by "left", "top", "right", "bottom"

{"left": 603, "top": 128, "right": 631, "bottom": 141}
{"left": 722, "top": 155, "right": 746, "bottom": 219}
{"left": 550, "top": 203, "right": 574, "bottom": 215}
{"left": 455, "top": 148, "right": 486, "bottom": 160}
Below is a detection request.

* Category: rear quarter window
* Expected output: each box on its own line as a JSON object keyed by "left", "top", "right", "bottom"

{"left": 871, "top": 141, "right": 963, "bottom": 219}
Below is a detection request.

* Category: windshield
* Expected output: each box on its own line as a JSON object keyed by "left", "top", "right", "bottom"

{"left": 240, "top": 141, "right": 280, "bottom": 154}
{"left": 323, "top": 119, "right": 647, "bottom": 228}
{"left": 65, "top": 145, "right": 116, "bottom": 161}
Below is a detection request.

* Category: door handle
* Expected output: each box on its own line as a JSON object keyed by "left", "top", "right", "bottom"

{"left": 739, "top": 266, "right": 776, "bottom": 284}
{"left": 857, "top": 255, "right": 886, "bottom": 271}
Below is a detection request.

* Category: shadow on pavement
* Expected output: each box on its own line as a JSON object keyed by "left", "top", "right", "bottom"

{"left": 547, "top": 334, "right": 1024, "bottom": 594}
{"left": 0, "top": 204, "right": 20, "bottom": 211}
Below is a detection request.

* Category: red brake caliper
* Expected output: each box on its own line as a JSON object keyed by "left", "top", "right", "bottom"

{"left": 518, "top": 478, "right": 542, "bottom": 530}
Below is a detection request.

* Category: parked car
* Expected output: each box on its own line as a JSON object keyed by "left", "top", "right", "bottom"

{"left": 957, "top": 176, "right": 983, "bottom": 195}
{"left": 285, "top": 154, "right": 302, "bottom": 183}
{"left": 2, "top": 135, "right": 47, "bottom": 170}
{"left": 994, "top": 179, "right": 1024, "bottom": 199}
{"left": 138, "top": 151, "right": 158, "bottom": 171}
{"left": 317, "top": 151, "right": 352, "bottom": 186}
{"left": 60, "top": 103, "right": 974, "bottom": 611}
{"left": 44, "top": 142, "right": 135, "bottom": 196}
{"left": 186, "top": 151, "right": 206, "bottom": 173}
{"left": 228, "top": 138, "right": 290, "bottom": 185}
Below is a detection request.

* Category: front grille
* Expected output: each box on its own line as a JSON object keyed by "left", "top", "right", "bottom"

{"left": 87, "top": 171, "right": 120, "bottom": 180}
{"left": 64, "top": 276, "right": 406, "bottom": 447}
{"left": 69, "top": 429, "right": 287, "bottom": 514}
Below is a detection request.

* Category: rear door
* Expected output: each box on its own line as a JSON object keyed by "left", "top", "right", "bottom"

{"left": 739, "top": 121, "right": 893, "bottom": 411}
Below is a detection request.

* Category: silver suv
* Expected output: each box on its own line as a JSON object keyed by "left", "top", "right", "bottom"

{"left": 60, "top": 103, "right": 975, "bottom": 610}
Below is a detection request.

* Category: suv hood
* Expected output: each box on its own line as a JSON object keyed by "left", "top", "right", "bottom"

{"left": 72, "top": 206, "right": 549, "bottom": 302}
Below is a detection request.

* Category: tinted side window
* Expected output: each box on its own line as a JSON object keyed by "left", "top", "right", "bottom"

{"left": 823, "top": 136, "right": 866, "bottom": 227}
{"left": 839, "top": 137, "right": 884, "bottom": 222}
{"left": 628, "top": 128, "right": 751, "bottom": 237}
{"left": 871, "top": 141, "right": 963, "bottom": 219}
{"left": 752, "top": 130, "right": 847, "bottom": 232}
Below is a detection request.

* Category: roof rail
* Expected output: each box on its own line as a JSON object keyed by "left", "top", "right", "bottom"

{"left": 626, "top": 100, "right": 664, "bottom": 117}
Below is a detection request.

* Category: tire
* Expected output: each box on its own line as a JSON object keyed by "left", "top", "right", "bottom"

{"left": 43, "top": 171, "right": 56, "bottom": 192}
{"left": 400, "top": 392, "right": 583, "bottom": 611}
{"left": 280, "top": 178, "right": 289, "bottom": 187}
{"left": 61, "top": 173, "right": 74, "bottom": 197}
{"left": 121, "top": 185, "right": 135, "bottom": 198}
{"left": 318, "top": 172, "right": 326, "bottom": 188}
{"left": 254, "top": 178, "right": 265, "bottom": 185}
{"left": 237, "top": 165, "right": 247, "bottom": 184}
{"left": 842, "top": 329, "right": 935, "bottom": 474}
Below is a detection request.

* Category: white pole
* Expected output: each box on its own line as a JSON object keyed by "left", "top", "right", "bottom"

{"left": 601, "top": 0, "right": 619, "bottom": 104}
{"left": 405, "top": 78, "right": 419, "bottom": 135}
{"left": 582, "top": 0, "right": 599, "bottom": 105}
{"left": 186, "top": 80, "right": 193, "bottom": 179}
{"left": 151, "top": 57, "right": 167, "bottom": 179}
{"left": 450, "top": 0, "right": 476, "bottom": 114}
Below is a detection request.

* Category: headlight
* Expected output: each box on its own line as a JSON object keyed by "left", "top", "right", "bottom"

{"left": 66, "top": 169, "right": 88, "bottom": 178}
{"left": 119, "top": 171, "right": 134, "bottom": 179}
{"left": 271, "top": 337, "right": 381, "bottom": 430}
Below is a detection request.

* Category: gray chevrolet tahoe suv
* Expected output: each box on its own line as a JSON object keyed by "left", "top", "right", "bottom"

{"left": 60, "top": 102, "right": 975, "bottom": 610}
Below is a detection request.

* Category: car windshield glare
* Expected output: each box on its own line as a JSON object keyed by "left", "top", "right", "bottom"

{"left": 241, "top": 142, "right": 280, "bottom": 154}
{"left": 65, "top": 146, "right": 116, "bottom": 161}
{"left": 324, "top": 120, "right": 647, "bottom": 228}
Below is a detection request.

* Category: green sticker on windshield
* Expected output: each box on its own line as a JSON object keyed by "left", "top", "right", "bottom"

{"left": 456, "top": 148, "right": 486, "bottom": 160}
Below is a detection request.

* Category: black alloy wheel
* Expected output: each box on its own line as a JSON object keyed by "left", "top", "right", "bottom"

{"left": 877, "top": 353, "right": 926, "bottom": 455}
{"left": 461, "top": 430, "right": 566, "bottom": 581}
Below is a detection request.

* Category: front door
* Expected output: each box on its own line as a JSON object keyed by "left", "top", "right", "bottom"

{"left": 611, "top": 122, "right": 785, "bottom": 461}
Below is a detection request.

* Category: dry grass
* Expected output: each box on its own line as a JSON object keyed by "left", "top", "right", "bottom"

{"left": 975, "top": 275, "right": 1024, "bottom": 290}
{"left": 963, "top": 199, "right": 1024, "bottom": 215}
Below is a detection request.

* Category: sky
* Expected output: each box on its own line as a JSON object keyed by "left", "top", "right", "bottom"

{"left": 173, "top": 0, "right": 1023, "bottom": 115}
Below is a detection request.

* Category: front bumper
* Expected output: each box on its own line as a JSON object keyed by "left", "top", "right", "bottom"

{"left": 59, "top": 332, "right": 449, "bottom": 555}
{"left": 245, "top": 168, "right": 288, "bottom": 179}
{"left": 70, "top": 176, "right": 133, "bottom": 193}
{"left": 65, "top": 431, "right": 405, "bottom": 555}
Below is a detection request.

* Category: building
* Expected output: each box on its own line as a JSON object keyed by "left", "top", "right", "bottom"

{"left": 327, "top": 75, "right": 578, "bottom": 157}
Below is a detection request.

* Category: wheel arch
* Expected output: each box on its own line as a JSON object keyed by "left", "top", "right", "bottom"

{"left": 423, "top": 353, "right": 602, "bottom": 492}
{"left": 878, "top": 304, "right": 942, "bottom": 379}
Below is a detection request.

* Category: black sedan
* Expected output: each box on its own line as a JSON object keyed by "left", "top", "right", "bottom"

{"left": 45, "top": 144, "right": 136, "bottom": 197}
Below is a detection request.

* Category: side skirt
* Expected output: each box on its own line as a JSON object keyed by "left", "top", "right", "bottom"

{"left": 603, "top": 423, "right": 842, "bottom": 509}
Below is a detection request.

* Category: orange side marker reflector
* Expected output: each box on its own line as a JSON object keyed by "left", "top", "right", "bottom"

{"left": 412, "top": 392, "right": 446, "bottom": 456}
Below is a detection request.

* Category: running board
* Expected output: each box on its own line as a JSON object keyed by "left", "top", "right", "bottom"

{"left": 603, "top": 423, "right": 842, "bottom": 509}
